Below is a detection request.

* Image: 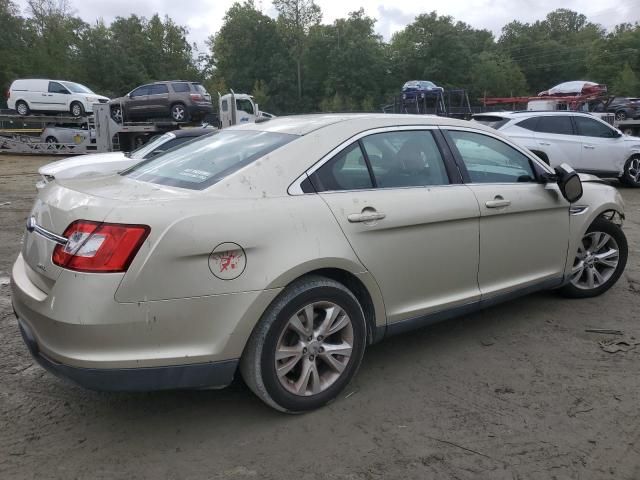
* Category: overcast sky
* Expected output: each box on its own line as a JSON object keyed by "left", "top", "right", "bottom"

{"left": 14, "top": 0, "right": 638, "bottom": 51}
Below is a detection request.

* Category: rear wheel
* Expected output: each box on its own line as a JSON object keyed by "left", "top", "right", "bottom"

{"left": 170, "top": 103, "right": 188, "bottom": 122}
{"left": 559, "top": 218, "right": 627, "bottom": 298}
{"left": 45, "top": 136, "right": 58, "bottom": 144}
{"left": 241, "top": 275, "right": 367, "bottom": 413}
{"left": 70, "top": 102, "right": 84, "bottom": 117}
{"left": 16, "top": 101, "right": 29, "bottom": 116}
{"left": 620, "top": 155, "right": 640, "bottom": 187}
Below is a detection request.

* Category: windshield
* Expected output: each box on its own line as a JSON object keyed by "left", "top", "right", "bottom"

{"left": 123, "top": 130, "right": 296, "bottom": 190}
{"left": 61, "top": 81, "right": 94, "bottom": 94}
{"left": 129, "top": 133, "right": 174, "bottom": 159}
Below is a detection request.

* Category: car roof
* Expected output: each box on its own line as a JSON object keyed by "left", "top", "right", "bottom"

{"left": 229, "top": 113, "right": 481, "bottom": 136}
{"left": 473, "top": 111, "right": 597, "bottom": 119}
{"left": 172, "top": 127, "right": 216, "bottom": 138}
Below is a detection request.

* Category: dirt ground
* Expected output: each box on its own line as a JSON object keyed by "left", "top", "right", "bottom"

{"left": 1, "top": 154, "right": 639, "bottom": 480}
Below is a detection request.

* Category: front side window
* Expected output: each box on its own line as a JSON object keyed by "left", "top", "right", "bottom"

{"left": 236, "top": 99, "right": 254, "bottom": 114}
{"left": 448, "top": 130, "right": 535, "bottom": 183}
{"left": 124, "top": 130, "right": 296, "bottom": 190}
{"left": 574, "top": 116, "right": 617, "bottom": 138}
{"left": 535, "top": 116, "right": 574, "bottom": 135}
{"left": 130, "top": 86, "right": 150, "bottom": 98}
{"left": 48, "top": 82, "right": 69, "bottom": 94}
{"left": 361, "top": 131, "right": 449, "bottom": 187}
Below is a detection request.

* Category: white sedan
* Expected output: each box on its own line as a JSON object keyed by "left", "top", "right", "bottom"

{"left": 12, "top": 114, "right": 627, "bottom": 412}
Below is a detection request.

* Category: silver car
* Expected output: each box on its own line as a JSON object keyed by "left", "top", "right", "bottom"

{"left": 11, "top": 114, "right": 628, "bottom": 412}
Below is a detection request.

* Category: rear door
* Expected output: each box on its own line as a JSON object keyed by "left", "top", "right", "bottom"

{"left": 147, "top": 84, "right": 170, "bottom": 116}
{"left": 531, "top": 115, "right": 583, "bottom": 169}
{"left": 573, "top": 115, "right": 627, "bottom": 175}
{"left": 444, "top": 127, "right": 569, "bottom": 298}
{"left": 308, "top": 127, "right": 481, "bottom": 324}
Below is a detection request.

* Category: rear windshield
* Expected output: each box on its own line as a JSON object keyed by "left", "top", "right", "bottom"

{"left": 472, "top": 116, "right": 510, "bottom": 130}
{"left": 123, "top": 130, "right": 296, "bottom": 190}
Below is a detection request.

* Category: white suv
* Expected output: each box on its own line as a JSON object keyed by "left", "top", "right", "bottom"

{"left": 472, "top": 111, "right": 640, "bottom": 187}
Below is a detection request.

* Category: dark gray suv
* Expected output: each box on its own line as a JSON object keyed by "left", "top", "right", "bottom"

{"left": 110, "top": 81, "right": 213, "bottom": 123}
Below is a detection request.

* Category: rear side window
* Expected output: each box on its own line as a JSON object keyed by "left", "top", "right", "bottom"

{"left": 221, "top": 100, "right": 228, "bottom": 112}
{"left": 516, "top": 117, "right": 539, "bottom": 131}
{"left": 473, "top": 116, "right": 510, "bottom": 130}
{"left": 48, "top": 82, "right": 68, "bottom": 94}
{"left": 192, "top": 83, "right": 208, "bottom": 95}
{"left": 172, "top": 82, "right": 190, "bottom": 93}
{"left": 310, "top": 143, "right": 373, "bottom": 192}
{"left": 535, "top": 116, "right": 574, "bottom": 135}
{"left": 124, "top": 130, "right": 296, "bottom": 190}
{"left": 149, "top": 84, "right": 169, "bottom": 95}
{"left": 361, "top": 131, "right": 449, "bottom": 187}
{"left": 574, "top": 116, "right": 617, "bottom": 138}
{"left": 448, "top": 130, "right": 535, "bottom": 183}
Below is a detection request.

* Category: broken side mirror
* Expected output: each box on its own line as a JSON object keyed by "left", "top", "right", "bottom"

{"left": 555, "top": 163, "right": 583, "bottom": 203}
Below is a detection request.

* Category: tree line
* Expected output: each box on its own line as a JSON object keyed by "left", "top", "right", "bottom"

{"left": 1, "top": 0, "right": 639, "bottom": 114}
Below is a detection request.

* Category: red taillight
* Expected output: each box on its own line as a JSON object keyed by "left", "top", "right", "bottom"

{"left": 53, "top": 220, "right": 150, "bottom": 273}
{"left": 190, "top": 93, "right": 203, "bottom": 101}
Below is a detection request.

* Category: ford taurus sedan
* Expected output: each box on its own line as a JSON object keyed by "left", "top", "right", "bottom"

{"left": 11, "top": 114, "right": 628, "bottom": 412}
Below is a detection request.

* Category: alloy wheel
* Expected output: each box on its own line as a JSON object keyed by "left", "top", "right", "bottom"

{"left": 71, "top": 104, "right": 82, "bottom": 116}
{"left": 17, "top": 103, "right": 28, "bottom": 115}
{"left": 111, "top": 108, "right": 123, "bottom": 123}
{"left": 616, "top": 111, "right": 627, "bottom": 121}
{"left": 627, "top": 157, "right": 640, "bottom": 185}
{"left": 275, "top": 301, "right": 354, "bottom": 396}
{"left": 570, "top": 231, "right": 620, "bottom": 290}
{"left": 172, "top": 105, "right": 185, "bottom": 121}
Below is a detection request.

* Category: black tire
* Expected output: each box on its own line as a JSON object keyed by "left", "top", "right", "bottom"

{"left": 619, "top": 155, "right": 640, "bottom": 188}
{"left": 111, "top": 106, "right": 123, "bottom": 123}
{"left": 559, "top": 218, "right": 628, "bottom": 298}
{"left": 170, "top": 103, "right": 189, "bottom": 122}
{"left": 240, "top": 275, "right": 367, "bottom": 413}
{"left": 15, "top": 101, "right": 29, "bottom": 116}
{"left": 45, "top": 136, "right": 58, "bottom": 144}
{"left": 70, "top": 102, "right": 84, "bottom": 117}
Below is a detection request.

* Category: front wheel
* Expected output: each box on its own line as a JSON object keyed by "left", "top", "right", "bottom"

{"left": 559, "top": 218, "right": 628, "bottom": 298}
{"left": 241, "top": 276, "right": 367, "bottom": 413}
{"left": 620, "top": 155, "right": 640, "bottom": 187}
{"left": 70, "top": 102, "right": 85, "bottom": 117}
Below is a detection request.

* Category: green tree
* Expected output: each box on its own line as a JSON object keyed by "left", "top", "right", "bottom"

{"left": 273, "top": 0, "right": 322, "bottom": 101}
{"left": 470, "top": 51, "right": 528, "bottom": 99}
{"left": 612, "top": 63, "right": 640, "bottom": 96}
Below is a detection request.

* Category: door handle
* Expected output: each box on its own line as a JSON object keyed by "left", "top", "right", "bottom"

{"left": 584, "top": 145, "right": 595, "bottom": 149}
{"left": 485, "top": 197, "right": 511, "bottom": 208}
{"left": 348, "top": 210, "right": 386, "bottom": 223}
{"left": 539, "top": 142, "right": 551, "bottom": 146}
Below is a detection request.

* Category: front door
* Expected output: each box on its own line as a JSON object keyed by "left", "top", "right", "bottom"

{"left": 127, "top": 85, "right": 151, "bottom": 118}
{"left": 572, "top": 115, "right": 626, "bottom": 175}
{"left": 444, "top": 128, "right": 570, "bottom": 298}
{"left": 47, "top": 81, "right": 70, "bottom": 112}
{"left": 309, "top": 128, "right": 481, "bottom": 324}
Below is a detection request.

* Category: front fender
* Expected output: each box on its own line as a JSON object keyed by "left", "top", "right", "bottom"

{"left": 563, "top": 183, "right": 625, "bottom": 278}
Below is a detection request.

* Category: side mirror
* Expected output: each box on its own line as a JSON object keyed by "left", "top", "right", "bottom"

{"left": 614, "top": 130, "right": 623, "bottom": 138}
{"left": 555, "top": 163, "right": 583, "bottom": 203}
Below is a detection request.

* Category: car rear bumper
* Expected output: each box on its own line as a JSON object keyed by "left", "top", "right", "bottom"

{"left": 17, "top": 316, "right": 238, "bottom": 391}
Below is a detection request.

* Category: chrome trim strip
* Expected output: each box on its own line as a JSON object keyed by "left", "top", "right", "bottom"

{"left": 26, "top": 216, "right": 67, "bottom": 246}
{"left": 569, "top": 205, "right": 589, "bottom": 215}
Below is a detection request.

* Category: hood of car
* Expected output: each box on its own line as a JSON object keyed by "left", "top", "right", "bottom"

{"left": 39, "top": 152, "right": 128, "bottom": 179}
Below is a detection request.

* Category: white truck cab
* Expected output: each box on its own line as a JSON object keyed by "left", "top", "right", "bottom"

{"left": 218, "top": 91, "right": 274, "bottom": 128}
